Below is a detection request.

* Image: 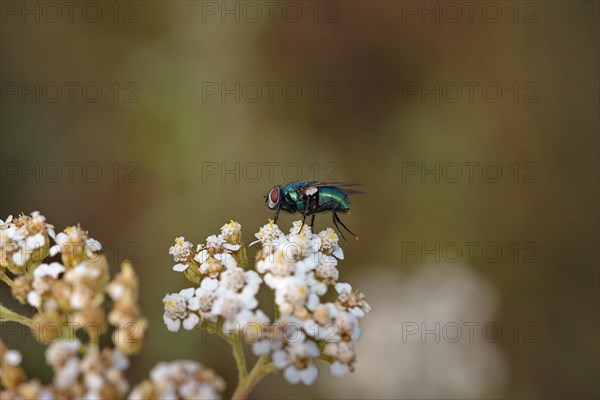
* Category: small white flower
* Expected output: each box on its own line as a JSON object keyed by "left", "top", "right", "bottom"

{"left": 206, "top": 234, "right": 225, "bottom": 251}
{"left": 169, "top": 237, "right": 193, "bottom": 263}
{"left": 272, "top": 339, "right": 320, "bottom": 385}
{"left": 163, "top": 291, "right": 189, "bottom": 332}
{"left": 187, "top": 278, "right": 219, "bottom": 322}
{"left": 302, "top": 304, "right": 338, "bottom": 342}
{"left": 274, "top": 277, "right": 321, "bottom": 317}
{"left": 335, "top": 282, "right": 371, "bottom": 318}
{"left": 218, "top": 268, "right": 262, "bottom": 303}
{"left": 221, "top": 220, "right": 242, "bottom": 250}
{"left": 318, "top": 228, "right": 344, "bottom": 259}
{"left": 333, "top": 310, "right": 361, "bottom": 341}
{"left": 257, "top": 246, "right": 295, "bottom": 279}
{"left": 251, "top": 220, "right": 284, "bottom": 246}
{"left": 211, "top": 291, "right": 243, "bottom": 331}
{"left": 197, "top": 252, "right": 237, "bottom": 278}
{"left": 324, "top": 341, "right": 356, "bottom": 377}
{"left": 315, "top": 255, "right": 339, "bottom": 282}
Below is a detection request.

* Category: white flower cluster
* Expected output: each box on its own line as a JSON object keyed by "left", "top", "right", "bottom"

{"left": 164, "top": 220, "right": 370, "bottom": 386}
{"left": 253, "top": 221, "right": 370, "bottom": 384}
{"left": 164, "top": 221, "right": 268, "bottom": 333}
{"left": 0, "top": 212, "right": 54, "bottom": 272}
{"left": 129, "top": 360, "right": 225, "bottom": 400}
{"left": 44, "top": 340, "right": 130, "bottom": 399}
{"left": 1, "top": 213, "right": 227, "bottom": 400}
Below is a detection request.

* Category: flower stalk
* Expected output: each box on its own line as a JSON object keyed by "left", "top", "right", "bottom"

{"left": 0, "top": 273, "right": 14, "bottom": 286}
{"left": 232, "top": 354, "right": 275, "bottom": 400}
{"left": 0, "top": 304, "right": 32, "bottom": 327}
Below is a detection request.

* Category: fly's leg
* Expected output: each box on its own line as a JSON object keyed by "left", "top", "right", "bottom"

{"left": 274, "top": 203, "right": 281, "bottom": 223}
{"left": 335, "top": 212, "right": 358, "bottom": 237}
{"left": 310, "top": 214, "right": 315, "bottom": 229}
{"left": 300, "top": 196, "right": 311, "bottom": 232}
{"left": 332, "top": 209, "right": 348, "bottom": 242}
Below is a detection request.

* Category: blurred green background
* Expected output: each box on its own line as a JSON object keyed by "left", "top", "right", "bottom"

{"left": 1, "top": 1, "right": 598, "bottom": 398}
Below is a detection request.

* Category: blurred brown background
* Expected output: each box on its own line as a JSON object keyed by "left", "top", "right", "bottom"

{"left": 1, "top": 1, "right": 598, "bottom": 398}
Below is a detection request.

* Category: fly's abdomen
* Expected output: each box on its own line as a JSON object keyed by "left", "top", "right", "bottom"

{"left": 317, "top": 187, "right": 350, "bottom": 211}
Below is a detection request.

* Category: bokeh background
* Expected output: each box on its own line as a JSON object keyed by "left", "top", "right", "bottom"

{"left": 1, "top": 1, "right": 598, "bottom": 398}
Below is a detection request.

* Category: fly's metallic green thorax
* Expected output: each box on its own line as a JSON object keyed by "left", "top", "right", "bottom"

{"left": 265, "top": 181, "right": 363, "bottom": 241}
{"left": 282, "top": 182, "right": 307, "bottom": 210}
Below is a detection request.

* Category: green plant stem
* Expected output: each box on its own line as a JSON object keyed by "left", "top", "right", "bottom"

{"left": 0, "top": 304, "right": 32, "bottom": 327}
{"left": 229, "top": 334, "right": 248, "bottom": 380}
{"left": 206, "top": 322, "right": 249, "bottom": 380}
{"left": 231, "top": 354, "right": 275, "bottom": 400}
{"left": 0, "top": 273, "right": 14, "bottom": 286}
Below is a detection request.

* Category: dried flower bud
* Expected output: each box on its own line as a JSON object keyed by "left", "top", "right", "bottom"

{"left": 113, "top": 318, "right": 148, "bottom": 356}
{"left": 107, "top": 262, "right": 147, "bottom": 354}
{"left": 10, "top": 276, "right": 32, "bottom": 304}
{"left": 31, "top": 313, "right": 63, "bottom": 344}
{"left": 0, "top": 345, "right": 27, "bottom": 389}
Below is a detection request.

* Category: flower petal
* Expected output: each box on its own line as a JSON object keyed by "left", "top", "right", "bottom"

{"left": 283, "top": 366, "right": 301, "bottom": 384}
{"left": 272, "top": 350, "right": 288, "bottom": 369}
{"left": 330, "top": 361, "right": 350, "bottom": 377}
{"left": 335, "top": 282, "right": 352, "bottom": 294}
{"left": 183, "top": 313, "right": 200, "bottom": 330}
{"left": 173, "top": 263, "right": 189, "bottom": 272}
{"left": 300, "top": 365, "right": 318, "bottom": 385}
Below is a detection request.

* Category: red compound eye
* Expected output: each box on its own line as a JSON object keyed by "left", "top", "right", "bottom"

{"left": 267, "top": 187, "right": 280, "bottom": 209}
{"left": 270, "top": 188, "right": 279, "bottom": 203}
